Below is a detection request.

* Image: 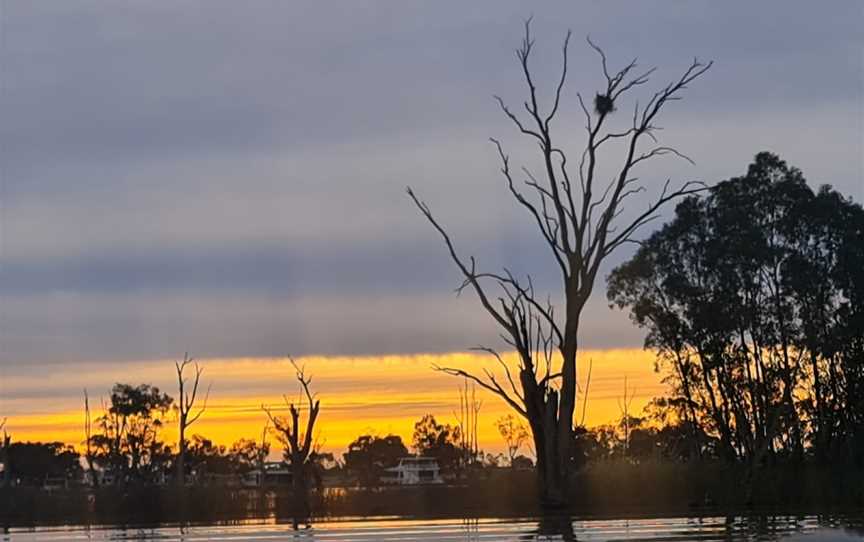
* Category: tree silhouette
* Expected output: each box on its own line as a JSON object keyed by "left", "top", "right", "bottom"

{"left": 83, "top": 390, "right": 98, "bottom": 487}
{"left": 408, "top": 19, "right": 711, "bottom": 505}
{"left": 412, "top": 414, "right": 461, "bottom": 473}
{"left": 3, "top": 442, "right": 81, "bottom": 486}
{"left": 0, "top": 419, "right": 9, "bottom": 488}
{"left": 174, "top": 353, "right": 211, "bottom": 487}
{"left": 263, "top": 357, "right": 320, "bottom": 528}
{"left": 89, "top": 383, "right": 174, "bottom": 485}
{"left": 496, "top": 414, "right": 531, "bottom": 466}
{"left": 608, "top": 152, "right": 864, "bottom": 466}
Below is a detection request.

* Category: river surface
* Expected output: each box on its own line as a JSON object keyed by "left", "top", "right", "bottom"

{"left": 3, "top": 516, "right": 864, "bottom": 541}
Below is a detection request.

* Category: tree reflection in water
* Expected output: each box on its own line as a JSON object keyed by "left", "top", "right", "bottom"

{"left": 520, "top": 515, "right": 576, "bottom": 541}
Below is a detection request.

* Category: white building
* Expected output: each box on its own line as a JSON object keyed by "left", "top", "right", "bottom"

{"left": 383, "top": 457, "right": 444, "bottom": 485}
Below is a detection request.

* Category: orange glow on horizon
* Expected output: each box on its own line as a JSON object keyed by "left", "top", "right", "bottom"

{"left": 2, "top": 349, "right": 666, "bottom": 457}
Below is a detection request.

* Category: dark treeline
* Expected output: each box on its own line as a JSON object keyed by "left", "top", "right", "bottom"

{"left": 0, "top": 408, "right": 504, "bottom": 491}
{"left": 1, "top": 383, "right": 273, "bottom": 489}
{"left": 606, "top": 152, "right": 864, "bottom": 467}
{"left": 0, "top": 359, "right": 524, "bottom": 494}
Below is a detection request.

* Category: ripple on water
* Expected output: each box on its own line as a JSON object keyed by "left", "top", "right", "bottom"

{"left": 3, "top": 515, "right": 862, "bottom": 541}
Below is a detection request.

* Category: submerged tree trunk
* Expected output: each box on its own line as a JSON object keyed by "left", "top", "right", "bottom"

{"left": 291, "top": 455, "right": 310, "bottom": 528}
{"left": 554, "top": 337, "right": 579, "bottom": 505}
{"left": 530, "top": 421, "right": 566, "bottom": 506}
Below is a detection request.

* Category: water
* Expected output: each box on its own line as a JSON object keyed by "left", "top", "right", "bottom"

{"left": 3, "top": 516, "right": 862, "bottom": 541}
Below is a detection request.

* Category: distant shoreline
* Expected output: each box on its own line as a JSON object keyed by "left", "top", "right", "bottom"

{"left": 4, "top": 461, "right": 864, "bottom": 529}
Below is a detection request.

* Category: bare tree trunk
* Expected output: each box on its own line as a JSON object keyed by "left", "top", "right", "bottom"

{"left": 544, "top": 389, "right": 565, "bottom": 506}
{"left": 290, "top": 452, "right": 309, "bottom": 528}
{"left": 177, "top": 423, "right": 186, "bottom": 487}
{"left": 555, "top": 338, "right": 577, "bottom": 499}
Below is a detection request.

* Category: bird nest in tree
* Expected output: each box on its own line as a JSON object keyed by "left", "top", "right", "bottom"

{"left": 594, "top": 93, "right": 615, "bottom": 115}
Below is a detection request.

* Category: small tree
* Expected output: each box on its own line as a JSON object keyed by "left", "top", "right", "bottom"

{"left": 455, "top": 380, "right": 482, "bottom": 467}
{"left": 229, "top": 437, "right": 270, "bottom": 475}
{"left": 408, "top": 20, "right": 711, "bottom": 505}
{"left": 412, "top": 414, "right": 461, "bottom": 472}
{"left": 83, "top": 390, "right": 98, "bottom": 487}
{"left": 0, "top": 419, "right": 9, "bottom": 488}
{"left": 496, "top": 414, "right": 531, "bottom": 466}
{"left": 175, "top": 353, "right": 211, "bottom": 487}
{"left": 90, "top": 383, "right": 174, "bottom": 485}
{"left": 616, "top": 377, "right": 637, "bottom": 458}
{"left": 263, "top": 357, "right": 321, "bottom": 525}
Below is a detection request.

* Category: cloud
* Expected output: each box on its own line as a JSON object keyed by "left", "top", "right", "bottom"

{"left": 0, "top": 289, "right": 644, "bottom": 365}
{"left": 0, "top": 1, "right": 860, "bottom": 366}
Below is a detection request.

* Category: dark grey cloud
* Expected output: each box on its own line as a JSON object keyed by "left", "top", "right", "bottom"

{"left": 0, "top": 1, "right": 861, "bottom": 369}
{"left": 0, "top": 232, "right": 561, "bottom": 297}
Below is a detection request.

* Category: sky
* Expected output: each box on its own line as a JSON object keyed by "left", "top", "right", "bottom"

{"left": 0, "top": 1, "right": 862, "bottom": 455}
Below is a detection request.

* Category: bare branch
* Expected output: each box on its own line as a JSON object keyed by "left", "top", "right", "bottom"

{"left": 407, "top": 187, "right": 515, "bottom": 335}
{"left": 186, "top": 382, "right": 211, "bottom": 426}
{"left": 602, "top": 180, "right": 708, "bottom": 256}
{"left": 545, "top": 30, "right": 572, "bottom": 127}
{"left": 492, "top": 139, "right": 569, "bottom": 275}
{"left": 494, "top": 95, "right": 543, "bottom": 141}
{"left": 176, "top": 353, "right": 210, "bottom": 430}
{"left": 434, "top": 364, "right": 527, "bottom": 419}
{"left": 470, "top": 346, "right": 524, "bottom": 404}
{"left": 580, "top": 358, "right": 593, "bottom": 427}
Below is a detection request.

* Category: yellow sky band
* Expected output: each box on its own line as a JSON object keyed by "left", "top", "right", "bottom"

{"left": 1, "top": 349, "right": 664, "bottom": 455}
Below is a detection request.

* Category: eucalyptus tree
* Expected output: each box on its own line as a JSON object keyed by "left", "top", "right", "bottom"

{"left": 408, "top": 20, "right": 711, "bottom": 505}
{"left": 343, "top": 435, "right": 409, "bottom": 487}
{"left": 90, "top": 383, "right": 174, "bottom": 485}
{"left": 608, "top": 153, "right": 864, "bottom": 464}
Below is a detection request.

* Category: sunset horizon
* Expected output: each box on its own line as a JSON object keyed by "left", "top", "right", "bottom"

{"left": 4, "top": 348, "right": 664, "bottom": 457}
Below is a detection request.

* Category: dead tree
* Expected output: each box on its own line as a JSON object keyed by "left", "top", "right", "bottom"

{"left": 0, "top": 419, "right": 9, "bottom": 488}
{"left": 496, "top": 413, "right": 530, "bottom": 466}
{"left": 83, "top": 389, "right": 98, "bottom": 487}
{"left": 455, "top": 380, "right": 483, "bottom": 468}
{"left": 408, "top": 19, "right": 711, "bottom": 506}
{"left": 616, "top": 377, "right": 637, "bottom": 457}
{"left": 263, "top": 357, "right": 321, "bottom": 526}
{"left": 175, "top": 353, "right": 211, "bottom": 487}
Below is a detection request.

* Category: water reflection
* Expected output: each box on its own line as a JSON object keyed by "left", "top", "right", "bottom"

{"left": 2, "top": 515, "right": 864, "bottom": 540}
{"left": 521, "top": 515, "right": 577, "bottom": 541}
